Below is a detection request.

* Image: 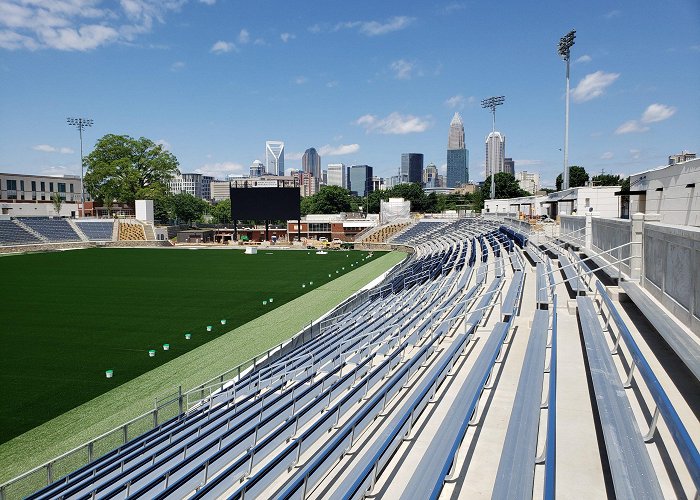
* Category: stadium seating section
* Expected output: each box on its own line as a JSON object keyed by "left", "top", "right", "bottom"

{"left": 75, "top": 221, "right": 114, "bottom": 241}
{"left": 0, "top": 220, "right": 42, "bottom": 246}
{"left": 359, "top": 222, "right": 411, "bottom": 243}
{"left": 18, "top": 217, "right": 79, "bottom": 242}
{"left": 118, "top": 222, "right": 146, "bottom": 241}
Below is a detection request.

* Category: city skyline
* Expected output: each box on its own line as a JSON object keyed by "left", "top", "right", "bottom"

{"left": 0, "top": 1, "right": 698, "bottom": 188}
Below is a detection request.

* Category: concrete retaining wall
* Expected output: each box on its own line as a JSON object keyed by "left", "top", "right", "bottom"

{"left": 643, "top": 223, "right": 700, "bottom": 332}
{"left": 591, "top": 217, "right": 632, "bottom": 276}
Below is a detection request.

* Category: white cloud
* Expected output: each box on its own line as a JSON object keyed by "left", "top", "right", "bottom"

{"left": 604, "top": 10, "right": 621, "bottom": 19}
{"left": 445, "top": 94, "right": 465, "bottom": 109}
{"left": 0, "top": 0, "right": 185, "bottom": 51}
{"left": 390, "top": 59, "right": 415, "bottom": 80}
{"left": 575, "top": 54, "right": 592, "bottom": 63}
{"left": 33, "top": 144, "right": 74, "bottom": 154}
{"left": 170, "top": 61, "right": 185, "bottom": 71}
{"left": 571, "top": 71, "right": 620, "bottom": 102}
{"left": 630, "top": 149, "right": 641, "bottom": 160}
{"left": 641, "top": 103, "right": 676, "bottom": 123}
{"left": 615, "top": 120, "right": 649, "bottom": 135}
{"left": 210, "top": 40, "right": 235, "bottom": 53}
{"left": 238, "top": 29, "right": 249, "bottom": 44}
{"left": 600, "top": 151, "right": 614, "bottom": 160}
{"left": 308, "top": 24, "right": 322, "bottom": 34}
{"left": 280, "top": 32, "right": 295, "bottom": 43}
{"left": 253, "top": 38, "right": 265, "bottom": 46}
{"left": 286, "top": 151, "right": 303, "bottom": 161}
{"left": 356, "top": 112, "right": 431, "bottom": 135}
{"left": 294, "top": 75, "right": 308, "bottom": 85}
{"left": 195, "top": 161, "right": 245, "bottom": 178}
{"left": 40, "top": 165, "right": 77, "bottom": 176}
{"left": 441, "top": 2, "right": 466, "bottom": 14}
{"left": 199, "top": 0, "right": 216, "bottom": 4}
{"left": 155, "top": 139, "right": 171, "bottom": 151}
{"left": 318, "top": 144, "right": 360, "bottom": 156}
{"left": 326, "top": 80, "right": 339, "bottom": 88}
{"left": 335, "top": 16, "right": 414, "bottom": 36}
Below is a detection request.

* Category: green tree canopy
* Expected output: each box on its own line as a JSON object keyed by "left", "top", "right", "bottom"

{"left": 591, "top": 173, "right": 623, "bottom": 186}
{"left": 171, "top": 192, "right": 209, "bottom": 224}
{"left": 211, "top": 198, "right": 232, "bottom": 224}
{"left": 84, "top": 134, "right": 179, "bottom": 206}
{"left": 481, "top": 172, "right": 531, "bottom": 200}
{"left": 301, "top": 185, "right": 354, "bottom": 215}
{"left": 556, "top": 165, "right": 589, "bottom": 190}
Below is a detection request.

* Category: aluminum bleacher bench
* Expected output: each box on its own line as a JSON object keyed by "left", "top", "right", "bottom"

{"left": 619, "top": 281, "right": 700, "bottom": 382}
{"left": 493, "top": 308, "right": 550, "bottom": 499}
{"left": 596, "top": 282, "right": 700, "bottom": 493}
{"left": 558, "top": 254, "right": 585, "bottom": 295}
{"left": 536, "top": 262, "right": 549, "bottom": 309}
{"left": 576, "top": 296, "right": 664, "bottom": 499}
{"left": 501, "top": 270, "right": 524, "bottom": 321}
{"left": 524, "top": 242, "right": 541, "bottom": 266}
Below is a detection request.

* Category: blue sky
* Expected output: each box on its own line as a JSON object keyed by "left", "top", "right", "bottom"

{"left": 1, "top": 0, "right": 698, "bottom": 188}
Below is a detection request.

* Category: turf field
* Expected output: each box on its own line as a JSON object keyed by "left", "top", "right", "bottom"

{"left": 0, "top": 247, "right": 386, "bottom": 445}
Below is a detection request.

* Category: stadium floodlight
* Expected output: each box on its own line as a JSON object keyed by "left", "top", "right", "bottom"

{"left": 481, "top": 96, "right": 505, "bottom": 200}
{"left": 558, "top": 30, "right": 576, "bottom": 191}
{"left": 66, "top": 117, "right": 94, "bottom": 216}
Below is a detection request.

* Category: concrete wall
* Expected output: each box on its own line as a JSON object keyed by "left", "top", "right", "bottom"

{"left": 591, "top": 217, "right": 632, "bottom": 276}
{"left": 643, "top": 222, "right": 700, "bottom": 332}
{"left": 0, "top": 201, "right": 81, "bottom": 218}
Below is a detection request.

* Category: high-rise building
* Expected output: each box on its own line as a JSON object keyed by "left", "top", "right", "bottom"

{"left": 515, "top": 171, "right": 540, "bottom": 194}
{"left": 423, "top": 163, "right": 439, "bottom": 187}
{"left": 169, "top": 173, "right": 215, "bottom": 200}
{"left": 249, "top": 160, "right": 265, "bottom": 177}
{"left": 302, "top": 147, "right": 321, "bottom": 178}
{"left": 349, "top": 165, "right": 373, "bottom": 197}
{"left": 503, "top": 158, "right": 515, "bottom": 176}
{"left": 485, "top": 132, "right": 506, "bottom": 179}
{"left": 327, "top": 163, "right": 348, "bottom": 189}
{"left": 401, "top": 153, "right": 424, "bottom": 184}
{"left": 446, "top": 112, "right": 469, "bottom": 187}
{"left": 668, "top": 150, "right": 696, "bottom": 165}
{"left": 265, "top": 141, "right": 285, "bottom": 176}
{"left": 295, "top": 171, "right": 319, "bottom": 197}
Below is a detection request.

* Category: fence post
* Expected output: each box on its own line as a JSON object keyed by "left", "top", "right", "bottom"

{"left": 178, "top": 385, "right": 183, "bottom": 415}
{"left": 585, "top": 213, "right": 593, "bottom": 250}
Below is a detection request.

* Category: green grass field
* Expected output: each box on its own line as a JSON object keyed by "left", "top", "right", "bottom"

{"left": 0, "top": 247, "right": 387, "bottom": 446}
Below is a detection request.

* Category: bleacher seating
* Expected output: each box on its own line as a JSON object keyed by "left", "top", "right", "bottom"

{"left": 118, "top": 221, "right": 146, "bottom": 241}
{"left": 0, "top": 220, "right": 42, "bottom": 246}
{"left": 8, "top": 216, "right": 698, "bottom": 500}
{"left": 17, "top": 217, "right": 80, "bottom": 243}
{"left": 75, "top": 220, "right": 114, "bottom": 241}
{"left": 359, "top": 222, "right": 411, "bottom": 244}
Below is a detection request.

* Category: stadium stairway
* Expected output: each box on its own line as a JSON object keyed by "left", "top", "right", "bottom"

{"left": 9, "top": 218, "right": 699, "bottom": 500}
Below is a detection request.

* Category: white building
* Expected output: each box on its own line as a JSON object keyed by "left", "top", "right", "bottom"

{"left": 485, "top": 131, "right": 505, "bottom": 179}
{"left": 249, "top": 160, "right": 265, "bottom": 177}
{"left": 265, "top": 141, "right": 285, "bottom": 176}
{"left": 169, "top": 173, "right": 215, "bottom": 200}
{"left": 210, "top": 181, "right": 231, "bottom": 201}
{"left": 542, "top": 186, "right": 621, "bottom": 218}
{"left": 484, "top": 194, "right": 547, "bottom": 217}
{"left": 628, "top": 157, "right": 700, "bottom": 227}
{"left": 0, "top": 172, "right": 83, "bottom": 217}
{"left": 327, "top": 163, "right": 347, "bottom": 189}
{"left": 515, "top": 171, "right": 540, "bottom": 194}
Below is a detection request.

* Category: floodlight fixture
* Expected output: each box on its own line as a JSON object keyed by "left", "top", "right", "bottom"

{"left": 66, "top": 117, "right": 93, "bottom": 216}
{"left": 481, "top": 96, "right": 505, "bottom": 199}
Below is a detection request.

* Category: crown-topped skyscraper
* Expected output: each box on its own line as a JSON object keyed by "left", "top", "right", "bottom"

{"left": 446, "top": 112, "right": 469, "bottom": 188}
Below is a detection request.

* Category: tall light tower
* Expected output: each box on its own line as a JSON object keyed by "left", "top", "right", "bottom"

{"left": 558, "top": 29, "right": 576, "bottom": 191}
{"left": 66, "top": 117, "right": 93, "bottom": 216}
{"left": 481, "top": 96, "right": 505, "bottom": 200}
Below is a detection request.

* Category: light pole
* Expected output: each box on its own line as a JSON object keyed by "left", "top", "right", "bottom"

{"left": 558, "top": 29, "right": 576, "bottom": 191}
{"left": 481, "top": 96, "right": 505, "bottom": 200}
{"left": 67, "top": 117, "right": 93, "bottom": 217}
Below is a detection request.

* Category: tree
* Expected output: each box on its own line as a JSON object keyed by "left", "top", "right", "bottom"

{"left": 171, "top": 192, "right": 209, "bottom": 224}
{"left": 302, "top": 186, "right": 353, "bottom": 215}
{"left": 591, "top": 173, "right": 623, "bottom": 186}
{"left": 211, "top": 199, "right": 232, "bottom": 224}
{"left": 84, "top": 134, "right": 179, "bottom": 206}
{"left": 556, "top": 165, "right": 589, "bottom": 190}
{"left": 481, "top": 172, "right": 530, "bottom": 200}
{"left": 51, "top": 192, "right": 63, "bottom": 215}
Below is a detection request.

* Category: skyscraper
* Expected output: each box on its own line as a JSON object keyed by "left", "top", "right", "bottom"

{"left": 327, "top": 163, "right": 348, "bottom": 189}
{"left": 349, "top": 165, "right": 373, "bottom": 197}
{"left": 265, "top": 141, "right": 285, "bottom": 176}
{"left": 423, "top": 163, "right": 439, "bottom": 187}
{"left": 401, "top": 153, "right": 424, "bottom": 184}
{"left": 485, "top": 132, "right": 506, "bottom": 179}
{"left": 446, "top": 112, "right": 469, "bottom": 187}
{"left": 249, "top": 160, "right": 265, "bottom": 177}
{"left": 302, "top": 147, "right": 321, "bottom": 178}
{"left": 503, "top": 157, "right": 515, "bottom": 176}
